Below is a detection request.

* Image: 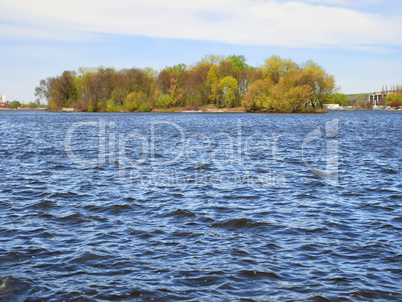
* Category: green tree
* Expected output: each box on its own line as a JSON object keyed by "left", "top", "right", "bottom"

{"left": 29, "top": 102, "right": 38, "bottom": 109}
{"left": 242, "top": 79, "right": 273, "bottom": 111}
{"left": 299, "top": 61, "right": 336, "bottom": 109}
{"left": 11, "top": 100, "right": 21, "bottom": 109}
{"left": 207, "top": 65, "right": 221, "bottom": 104}
{"left": 155, "top": 93, "right": 174, "bottom": 109}
{"left": 48, "top": 71, "right": 79, "bottom": 110}
{"left": 263, "top": 55, "right": 298, "bottom": 84}
{"left": 125, "top": 91, "right": 147, "bottom": 111}
{"left": 198, "top": 54, "right": 226, "bottom": 66}
{"left": 139, "top": 102, "right": 152, "bottom": 112}
{"left": 219, "top": 76, "right": 238, "bottom": 107}
{"left": 228, "top": 55, "right": 248, "bottom": 73}
{"left": 282, "top": 85, "right": 314, "bottom": 112}
{"left": 326, "top": 93, "right": 349, "bottom": 105}
{"left": 226, "top": 55, "right": 251, "bottom": 98}
{"left": 34, "top": 53, "right": 338, "bottom": 113}
{"left": 354, "top": 99, "right": 372, "bottom": 109}
{"left": 386, "top": 93, "right": 402, "bottom": 105}
{"left": 168, "top": 77, "right": 186, "bottom": 107}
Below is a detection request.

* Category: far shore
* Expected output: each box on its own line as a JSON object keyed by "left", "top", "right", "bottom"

{"left": 0, "top": 107, "right": 47, "bottom": 111}
{"left": 53, "top": 107, "right": 329, "bottom": 114}
{"left": 4, "top": 106, "right": 401, "bottom": 113}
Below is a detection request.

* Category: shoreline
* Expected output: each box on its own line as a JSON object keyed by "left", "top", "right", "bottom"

{"left": 50, "top": 106, "right": 329, "bottom": 114}
{"left": 0, "top": 108, "right": 47, "bottom": 111}
{"left": 4, "top": 107, "right": 401, "bottom": 113}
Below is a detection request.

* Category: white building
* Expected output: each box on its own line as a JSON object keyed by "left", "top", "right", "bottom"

{"left": 369, "top": 92, "right": 386, "bottom": 106}
{"left": 323, "top": 104, "right": 340, "bottom": 110}
{"left": 0, "top": 94, "right": 6, "bottom": 103}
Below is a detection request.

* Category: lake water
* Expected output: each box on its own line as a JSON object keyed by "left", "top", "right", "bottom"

{"left": 0, "top": 110, "right": 401, "bottom": 301}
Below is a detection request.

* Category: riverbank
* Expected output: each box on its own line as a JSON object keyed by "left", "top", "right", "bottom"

{"left": 47, "top": 106, "right": 328, "bottom": 114}
{"left": 0, "top": 107, "right": 48, "bottom": 111}
{"left": 153, "top": 107, "right": 246, "bottom": 113}
{"left": 152, "top": 107, "right": 328, "bottom": 114}
{"left": 0, "top": 107, "right": 47, "bottom": 111}
{"left": 324, "top": 104, "right": 402, "bottom": 110}
{"left": 5, "top": 106, "right": 402, "bottom": 113}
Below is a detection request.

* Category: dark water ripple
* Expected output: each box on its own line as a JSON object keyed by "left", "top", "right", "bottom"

{"left": 0, "top": 110, "right": 401, "bottom": 301}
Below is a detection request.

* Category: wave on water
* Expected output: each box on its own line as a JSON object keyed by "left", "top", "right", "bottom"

{"left": 0, "top": 110, "right": 401, "bottom": 301}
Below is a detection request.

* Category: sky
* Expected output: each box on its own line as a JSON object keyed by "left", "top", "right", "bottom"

{"left": 0, "top": 0, "right": 401, "bottom": 103}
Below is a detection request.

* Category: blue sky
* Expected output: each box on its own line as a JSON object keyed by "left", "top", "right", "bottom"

{"left": 1, "top": 0, "right": 401, "bottom": 103}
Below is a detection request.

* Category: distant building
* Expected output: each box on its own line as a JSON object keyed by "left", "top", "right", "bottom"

{"left": 62, "top": 108, "right": 75, "bottom": 112}
{"left": 0, "top": 94, "right": 5, "bottom": 103}
{"left": 369, "top": 85, "right": 402, "bottom": 106}
{"left": 369, "top": 92, "right": 386, "bottom": 106}
{"left": 323, "top": 104, "right": 340, "bottom": 110}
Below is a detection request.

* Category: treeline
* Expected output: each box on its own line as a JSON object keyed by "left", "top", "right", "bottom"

{"left": 382, "top": 84, "right": 402, "bottom": 95}
{"left": 1, "top": 100, "right": 43, "bottom": 109}
{"left": 383, "top": 84, "right": 402, "bottom": 107}
{"left": 35, "top": 54, "right": 336, "bottom": 112}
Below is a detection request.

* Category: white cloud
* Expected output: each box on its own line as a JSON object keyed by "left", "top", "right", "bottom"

{"left": 0, "top": 0, "right": 401, "bottom": 49}
{"left": 0, "top": 23, "right": 94, "bottom": 42}
{"left": 295, "top": 0, "right": 383, "bottom": 6}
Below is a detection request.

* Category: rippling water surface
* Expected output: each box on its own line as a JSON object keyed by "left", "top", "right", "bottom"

{"left": 0, "top": 110, "right": 401, "bottom": 301}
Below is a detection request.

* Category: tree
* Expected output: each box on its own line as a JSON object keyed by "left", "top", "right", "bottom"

{"left": 78, "top": 67, "right": 116, "bottom": 111}
{"left": 29, "top": 102, "right": 38, "bottom": 109}
{"left": 168, "top": 77, "right": 186, "bottom": 107}
{"left": 35, "top": 77, "right": 56, "bottom": 104}
{"left": 299, "top": 61, "right": 336, "bottom": 109}
{"left": 219, "top": 76, "right": 238, "bottom": 107}
{"left": 156, "top": 70, "right": 172, "bottom": 94}
{"left": 158, "top": 64, "right": 187, "bottom": 107}
{"left": 207, "top": 65, "right": 221, "bottom": 105}
{"left": 263, "top": 55, "right": 298, "bottom": 84}
{"left": 226, "top": 55, "right": 251, "bottom": 97}
{"left": 386, "top": 93, "right": 402, "bottom": 105}
{"left": 47, "top": 71, "right": 79, "bottom": 110}
{"left": 125, "top": 91, "right": 140, "bottom": 111}
{"left": 198, "top": 54, "right": 226, "bottom": 66}
{"left": 326, "top": 93, "right": 349, "bottom": 105}
{"left": 11, "top": 100, "right": 21, "bottom": 109}
{"left": 155, "top": 93, "right": 174, "bottom": 109}
{"left": 228, "top": 55, "right": 248, "bottom": 73}
{"left": 242, "top": 79, "right": 273, "bottom": 111}
{"left": 79, "top": 70, "right": 97, "bottom": 111}
{"left": 138, "top": 102, "right": 152, "bottom": 112}
{"left": 282, "top": 85, "right": 314, "bottom": 112}
{"left": 387, "top": 101, "right": 402, "bottom": 108}
{"left": 354, "top": 99, "right": 372, "bottom": 109}
{"left": 34, "top": 54, "right": 338, "bottom": 112}
{"left": 184, "top": 64, "right": 210, "bottom": 106}
{"left": 272, "top": 69, "right": 313, "bottom": 112}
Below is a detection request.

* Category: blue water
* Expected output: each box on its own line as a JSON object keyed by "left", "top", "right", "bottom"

{"left": 0, "top": 110, "right": 401, "bottom": 301}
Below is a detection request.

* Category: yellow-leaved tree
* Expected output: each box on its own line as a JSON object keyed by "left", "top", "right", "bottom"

{"left": 219, "top": 76, "right": 238, "bottom": 107}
